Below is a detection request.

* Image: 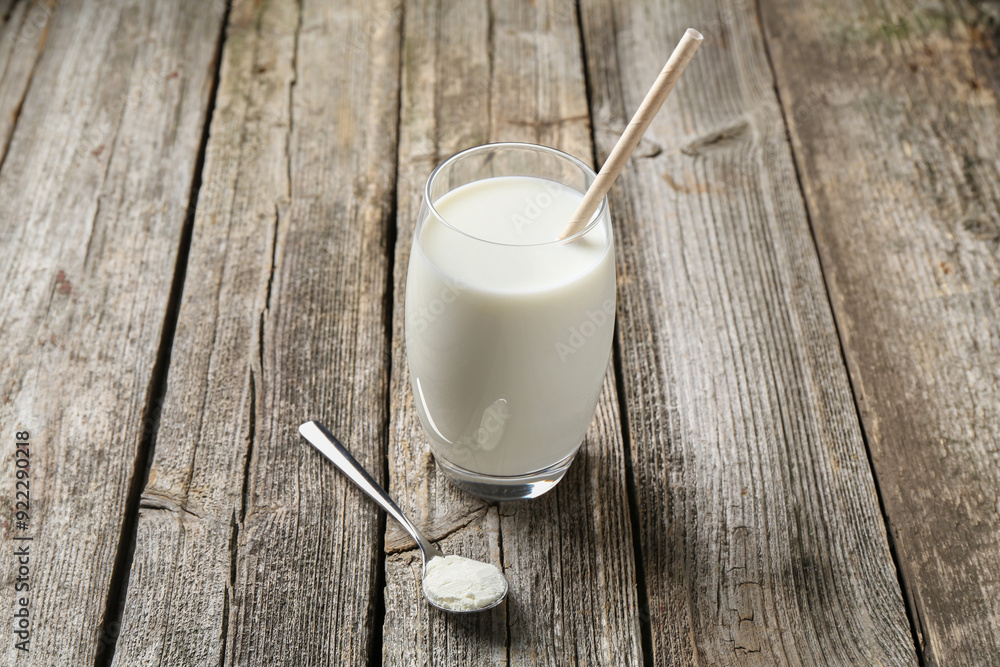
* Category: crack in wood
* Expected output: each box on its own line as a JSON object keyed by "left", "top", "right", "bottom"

{"left": 0, "top": 0, "right": 53, "bottom": 173}
{"left": 139, "top": 492, "right": 204, "bottom": 521}
{"left": 92, "top": 3, "right": 232, "bottom": 664}
{"left": 680, "top": 118, "right": 751, "bottom": 156}
{"left": 753, "top": 0, "right": 929, "bottom": 662}
{"left": 384, "top": 505, "right": 490, "bottom": 555}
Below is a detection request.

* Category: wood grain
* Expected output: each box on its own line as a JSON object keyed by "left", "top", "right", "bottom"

{"left": 0, "top": 0, "right": 224, "bottom": 664}
{"left": 6, "top": 2, "right": 992, "bottom": 662}
{"left": 111, "top": 0, "right": 401, "bottom": 664}
{"left": 758, "top": 0, "right": 1000, "bottom": 663}
{"left": 384, "top": 0, "right": 643, "bottom": 664}
{"left": 578, "top": 0, "right": 919, "bottom": 663}
{"left": 0, "top": 0, "right": 54, "bottom": 166}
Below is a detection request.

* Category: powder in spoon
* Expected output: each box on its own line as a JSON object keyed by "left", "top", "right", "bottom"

{"left": 422, "top": 555, "right": 507, "bottom": 611}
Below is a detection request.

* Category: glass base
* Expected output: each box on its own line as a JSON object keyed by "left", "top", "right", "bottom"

{"left": 433, "top": 449, "right": 580, "bottom": 501}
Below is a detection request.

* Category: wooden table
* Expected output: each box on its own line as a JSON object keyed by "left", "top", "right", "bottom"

{"left": 1, "top": 0, "right": 997, "bottom": 664}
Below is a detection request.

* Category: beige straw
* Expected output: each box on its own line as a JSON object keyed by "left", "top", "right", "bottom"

{"left": 559, "top": 28, "right": 703, "bottom": 241}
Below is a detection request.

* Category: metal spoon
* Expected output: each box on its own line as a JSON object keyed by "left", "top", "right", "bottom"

{"left": 298, "top": 420, "right": 508, "bottom": 613}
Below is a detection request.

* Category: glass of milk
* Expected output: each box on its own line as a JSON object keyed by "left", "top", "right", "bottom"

{"left": 405, "top": 143, "right": 615, "bottom": 500}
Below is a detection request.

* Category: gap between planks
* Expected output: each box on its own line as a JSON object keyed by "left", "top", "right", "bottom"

{"left": 92, "top": 6, "right": 233, "bottom": 666}
{"left": 571, "top": 0, "right": 655, "bottom": 661}
{"left": 369, "top": 3, "right": 409, "bottom": 665}
{"left": 749, "top": 0, "right": 926, "bottom": 662}
{"left": 0, "top": 0, "right": 49, "bottom": 175}
{"left": 382, "top": 4, "right": 649, "bottom": 667}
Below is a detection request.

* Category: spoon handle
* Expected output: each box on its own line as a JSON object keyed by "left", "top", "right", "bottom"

{"left": 298, "top": 420, "right": 442, "bottom": 559}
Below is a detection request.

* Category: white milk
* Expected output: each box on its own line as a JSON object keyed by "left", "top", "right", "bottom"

{"left": 405, "top": 176, "right": 615, "bottom": 476}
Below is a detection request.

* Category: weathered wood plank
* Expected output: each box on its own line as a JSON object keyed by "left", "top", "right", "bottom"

{"left": 384, "top": 511, "right": 508, "bottom": 665}
{"left": 110, "top": 0, "right": 403, "bottom": 664}
{"left": 0, "top": 0, "right": 224, "bottom": 664}
{"left": 385, "top": 0, "right": 642, "bottom": 664}
{"left": 578, "top": 0, "right": 919, "bottom": 663}
{"left": 758, "top": 1, "right": 1000, "bottom": 663}
{"left": 0, "top": 0, "right": 54, "bottom": 165}
{"left": 384, "top": 19, "right": 497, "bottom": 662}
{"left": 109, "top": 0, "right": 289, "bottom": 662}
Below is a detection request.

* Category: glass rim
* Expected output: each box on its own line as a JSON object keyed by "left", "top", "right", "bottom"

{"left": 423, "top": 142, "right": 609, "bottom": 247}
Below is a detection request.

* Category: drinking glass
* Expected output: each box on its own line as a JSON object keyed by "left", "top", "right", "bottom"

{"left": 405, "top": 143, "right": 615, "bottom": 500}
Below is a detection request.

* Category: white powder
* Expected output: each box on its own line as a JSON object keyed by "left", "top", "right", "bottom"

{"left": 422, "top": 555, "right": 507, "bottom": 611}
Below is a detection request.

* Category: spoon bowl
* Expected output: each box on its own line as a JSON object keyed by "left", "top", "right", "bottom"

{"left": 299, "top": 420, "right": 508, "bottom": 613}
{"left": 422, "top": 556, "right": 509, "bottom": 614}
